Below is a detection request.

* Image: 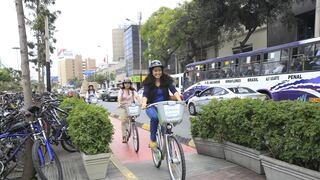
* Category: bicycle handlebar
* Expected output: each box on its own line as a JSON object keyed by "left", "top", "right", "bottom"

{"left": 146, "top": 101, "right": 185, "bottom": 108}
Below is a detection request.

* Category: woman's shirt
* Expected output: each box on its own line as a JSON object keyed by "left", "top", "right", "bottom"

{"left": 118, "top": 89, "right": 138, "bottom": 107}
{"left": 143, "top": 85, "right": 177, "bottom": 104}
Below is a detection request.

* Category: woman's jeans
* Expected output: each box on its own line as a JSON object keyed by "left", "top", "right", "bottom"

{"left": 146, "top": 106, "right": 158, "bottom": 142}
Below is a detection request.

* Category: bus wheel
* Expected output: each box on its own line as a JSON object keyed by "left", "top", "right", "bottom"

{"left": 189, "top": 103, "right": 197, "bottom": 115}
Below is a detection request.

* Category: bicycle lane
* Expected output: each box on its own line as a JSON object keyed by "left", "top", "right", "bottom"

{"left": 109, "top": 117, "right": 195, "bottom": 179}
{"left": 108, "top": 117, "right": 266, "bottom": 180}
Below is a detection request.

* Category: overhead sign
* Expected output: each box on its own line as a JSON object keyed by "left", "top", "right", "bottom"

{"left": 57, "top": 49, "right": 74, "bottom": 59}
{"left": 83, "top": 70, "right": 95, "bottom": 76}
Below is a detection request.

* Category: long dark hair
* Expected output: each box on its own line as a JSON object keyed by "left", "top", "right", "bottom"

{"left": 88, "top": 85, "right": 95, "bottom": 93}
{"left": 143, "top": 67, "right": 173, "bottom": 88}
{"left": 121, "top": 83, "right": 135, "bottom": 95}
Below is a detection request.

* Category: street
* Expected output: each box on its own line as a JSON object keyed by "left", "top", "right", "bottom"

{"left": 99, "top": 101, "right": 192, "bottom": 139}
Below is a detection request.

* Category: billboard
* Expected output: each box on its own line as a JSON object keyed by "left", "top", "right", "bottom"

{"left": 57, "top": 49, "right": 74, "bottom": 59}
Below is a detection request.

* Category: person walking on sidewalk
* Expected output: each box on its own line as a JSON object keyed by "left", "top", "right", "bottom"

{"left": 86, "top": 85, "right": 98, "bottom": 103}
{"left": 141, "top": 60, "right": 182, "bottom": 149}
{"left": 118, "top": 77, "right": 140, "bottom": 143}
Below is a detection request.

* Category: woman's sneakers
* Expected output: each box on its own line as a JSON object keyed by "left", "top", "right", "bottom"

{"left": 122, "top": 136, "right": 127, "bottom": 143}
{"left": 149, "top": 141, "right": 157, "bottom": 150}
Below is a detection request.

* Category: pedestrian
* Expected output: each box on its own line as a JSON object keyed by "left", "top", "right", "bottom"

{"left": 141, "top": 60, "right": 182, "bottom": 149}
{"left": 117, "top": 77, "right": 140, "bottom": 143}
{"left": 86, "top": 85, "right": 97, "bottom": 103}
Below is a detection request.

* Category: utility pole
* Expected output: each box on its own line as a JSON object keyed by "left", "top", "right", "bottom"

{"left": 45, "top": 15, "right": 51, "bottom": 92}
{"left": 315, "top": 0, "right": 320, "bottom": 37}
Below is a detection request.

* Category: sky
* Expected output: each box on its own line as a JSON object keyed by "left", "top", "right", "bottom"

{"left": 0, "top": 0, "right": 185, "bottom": 78}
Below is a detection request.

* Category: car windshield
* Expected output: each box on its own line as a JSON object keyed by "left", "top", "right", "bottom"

{"left": 110, "top": 88, "right": 119, "bottom": 91}
{"left": 228, "top": 87, "right": 256, "bottom": 94}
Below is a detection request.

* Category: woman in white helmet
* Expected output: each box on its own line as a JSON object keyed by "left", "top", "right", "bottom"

{"left": 141, "top": 60, "right": 182, "bottom": 149}
{"left": 118, "top": 77, "right": 140, "bottom": 143}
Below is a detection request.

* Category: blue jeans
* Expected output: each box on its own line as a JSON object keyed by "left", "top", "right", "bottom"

{"left": 146, "top": 107, "right": 158, "bottom": 142}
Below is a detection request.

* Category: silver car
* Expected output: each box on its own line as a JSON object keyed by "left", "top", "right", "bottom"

{"left": 187, "top": 86, "right": 266, "bottom": 115}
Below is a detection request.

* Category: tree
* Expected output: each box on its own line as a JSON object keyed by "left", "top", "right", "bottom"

{"left": 0, "top": 68, "right": 22, "bottom": 91}
{"left": 69, "top": 77, "right": 83, "bottom": 88}
{"left": 141, "top": 7, "right": 184, "bottom": 66}
{"left": 25, "top": 0, "right": 60, "bottom": 92}
{"left": 198, "top": 0, "right": 302, "bottom": 51}
{"left": 15, "top": 0, "right": 34, "bottom": 179}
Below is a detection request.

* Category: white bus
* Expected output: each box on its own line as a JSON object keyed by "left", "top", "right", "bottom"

{"left": 182, "top": 37, "right": 320, "bottom": 103}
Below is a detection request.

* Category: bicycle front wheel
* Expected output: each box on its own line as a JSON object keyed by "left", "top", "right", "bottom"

{"left": 132, "top": 124, "right": 139, "bottom": 152}
{"left": 166, "top": 136, "right": 186, "bottom": 180}
{"left": 32, "top": 140, "right": 63, "bottom": 180}
{"left": 61, "top": 132, "right": 78, "bottom": 153}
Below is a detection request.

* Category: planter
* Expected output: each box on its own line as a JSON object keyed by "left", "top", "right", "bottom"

{"left": 224, "top": 141, "right": 265, "bottom": 174}
{"left": 81, "top": 152, "right": 111, "bottom": 180}
{"left": 260, "top": 155, "right": 320, "bottom": 180}
{"left": 193, "top": 137, "right": 225, "bottom": 159}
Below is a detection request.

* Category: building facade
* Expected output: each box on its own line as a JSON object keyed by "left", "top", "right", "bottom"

{"left": 58, "top": 55, "right": 97, "bottom": 86}
{"left": 112, "top": 28, "right": 125, "bottom": 62}
{"left": 58, "top": 55, "right": 83, "bottom": 86}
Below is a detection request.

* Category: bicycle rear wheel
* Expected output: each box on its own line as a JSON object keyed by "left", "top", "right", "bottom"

{"left": 132, "top": 124, "right": 139, "bottom": 152}
{"left": 32, "top": 140, "right": 63, "bottom": 180}
{"left": 166, "top": 136, "right": 186, "bottom": 180}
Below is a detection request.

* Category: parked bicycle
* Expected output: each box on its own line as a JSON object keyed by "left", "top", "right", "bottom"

{"left": 147, "top": 101, "right": 186, "bottom": 180}
{"left": 0, "top": 105, "right": 63, "bottom": 180}
{"left": 124, "top": 103, "right": 141, "bottom": 153}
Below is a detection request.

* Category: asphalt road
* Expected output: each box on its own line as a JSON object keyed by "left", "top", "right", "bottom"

{"left": 99, "top": 101, "right": 192, "bottom": 139}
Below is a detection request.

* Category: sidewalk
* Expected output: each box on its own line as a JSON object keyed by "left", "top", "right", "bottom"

{"left": 108, "top": 117, "right": 266, "bottom": 180}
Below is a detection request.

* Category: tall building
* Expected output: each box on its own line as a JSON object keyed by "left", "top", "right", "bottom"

{"left": 83, "top": 58, "right": 96, "bottom": 71}
{"left": 124, "top": 25, "right": 148, "bottom": 87}
{"left": 58, "top": 55, "right": 97, "bottom": 86}
{"left": 58, "top": 55, "right": 83, "bottom": 86}
{"left": 112, "top": 28, "right": 124, "bottom": 62}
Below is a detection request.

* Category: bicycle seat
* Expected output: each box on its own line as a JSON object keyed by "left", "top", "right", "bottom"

{"left": 28, "top": 106, "right": 41, "bottom": 114}
{"left": 7, "top": 121, "right": 29, "bottom": 133}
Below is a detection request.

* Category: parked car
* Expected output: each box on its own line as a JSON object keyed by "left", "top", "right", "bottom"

{"left": 101, "top": 87, "right": 120, "bottom": 102}
{"left": 188, "top": 86, "right": 266, "bottom": 115}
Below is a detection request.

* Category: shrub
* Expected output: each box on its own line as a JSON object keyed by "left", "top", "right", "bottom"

{"left": 67, "top": 103, "right": 114, "bottom": 155}
{"left": 192, "top": 98, "right": 320, "bottom": 171}
{"left": 59, "top": 97, "right": 85, "bottom": 112}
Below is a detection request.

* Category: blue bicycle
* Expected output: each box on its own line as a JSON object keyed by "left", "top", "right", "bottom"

{"left": 0, "top": 106, "right": 63, "bottom": 180}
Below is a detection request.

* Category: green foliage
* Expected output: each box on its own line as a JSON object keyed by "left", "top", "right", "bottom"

{"left": 67, "top": 103, "right": 114, "bottom": 155}
{"left": 59, "top": 97, "right": 85, "bottom": 112}
{"left": 192, "top": 99, "right": 320, "bottom": 171}
{"left": 0, "top": 68, "right": 22, "bottom": 91}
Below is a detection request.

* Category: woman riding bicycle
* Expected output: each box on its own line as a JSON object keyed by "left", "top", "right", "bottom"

{"left": 141, "top": 60, "right": 182, "bottom": 149}
{"left": 118, "top": 78, "right": 140, "bottom": 143}
{"left": 86, "top": 85, "right": 97, "bottom": 103}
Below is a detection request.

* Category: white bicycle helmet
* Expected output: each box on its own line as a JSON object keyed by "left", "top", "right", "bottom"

{"left": 149, "top": 60, "right": 163, "bottom": 70}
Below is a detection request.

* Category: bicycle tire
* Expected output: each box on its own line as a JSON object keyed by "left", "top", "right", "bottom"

{"left": 132, "top": 124, "right": 139, "bottom": 153}
{"left": 125, "top": 119, "right": 131, "bottom": 142}
{"left": 61, "top": 132, "right": 77, "bottom": 153}
{"left": 32, "top": 140, "right": 63, "bottom": 180}
{"left": 152, "top": 129, "right": 162, "bottom": 168}
{"left": 166, "top": 136, "right": 186, "bottom": 180}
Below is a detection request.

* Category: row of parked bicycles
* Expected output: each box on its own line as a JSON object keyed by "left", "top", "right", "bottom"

{"left": 0, "top": 92, "right": 75, "bottom": 180}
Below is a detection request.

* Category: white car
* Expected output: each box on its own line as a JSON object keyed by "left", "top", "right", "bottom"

{"left": 187, "top": 86, "right": 266, "bottom": 115}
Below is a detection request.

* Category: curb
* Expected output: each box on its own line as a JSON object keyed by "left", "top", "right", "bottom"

{"left": 108, "top": 112, "right": 195, "bottom": 149}
{"left": 110, "top": 154, "right": 138, "bottom": 180}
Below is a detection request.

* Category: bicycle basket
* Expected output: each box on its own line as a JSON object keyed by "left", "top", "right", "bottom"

{"left": 126, "top": 104, "right": 141, "bottom": 116}
{"left": 156, "top": 101, "right": 184, "bottom": 125}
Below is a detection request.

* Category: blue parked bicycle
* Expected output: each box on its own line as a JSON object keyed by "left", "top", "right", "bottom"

{"left": 0, "top": 106, "right": 63, "bottom": 180}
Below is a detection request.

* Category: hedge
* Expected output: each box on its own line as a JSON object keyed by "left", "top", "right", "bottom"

{"left": 191, "top": 99, "right": 320, "bottom": 171}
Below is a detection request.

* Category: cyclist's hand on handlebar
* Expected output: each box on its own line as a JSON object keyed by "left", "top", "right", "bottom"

{"left": 141, "top": 102, "right": 147, "bottom": 109}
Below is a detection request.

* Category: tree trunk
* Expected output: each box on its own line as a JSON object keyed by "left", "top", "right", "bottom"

{"left": 15, "top": 0, "right": 35, "bottom": 179}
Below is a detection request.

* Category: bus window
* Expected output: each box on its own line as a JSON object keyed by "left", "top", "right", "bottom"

{"left": 262, "top": 51, "right": 283, "bottom": 75}
{"left": 290, "top": 47, "right": 304, "bottom": 72}
{"left": 304, "top": 43, "right": 320, "bottom": 70}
